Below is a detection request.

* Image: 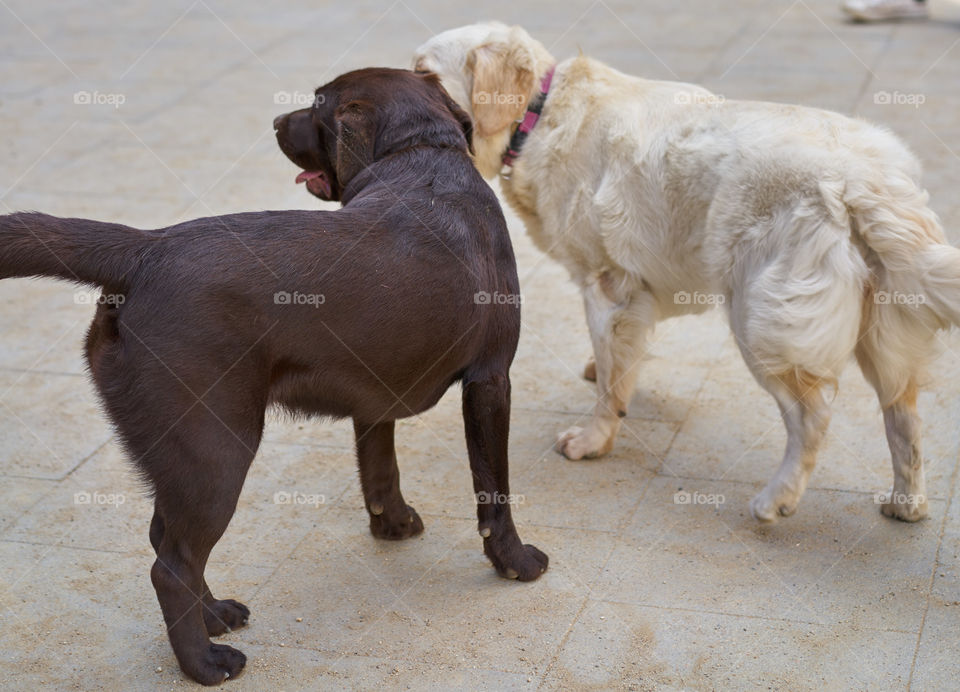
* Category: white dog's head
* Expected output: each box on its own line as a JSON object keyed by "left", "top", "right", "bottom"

{"left": 413, "top": 22, "right": 555, "bottom": 178}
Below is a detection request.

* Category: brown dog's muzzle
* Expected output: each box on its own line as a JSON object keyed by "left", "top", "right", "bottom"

{"left": 274, "top": 109, "right": 334, "bottom": 200}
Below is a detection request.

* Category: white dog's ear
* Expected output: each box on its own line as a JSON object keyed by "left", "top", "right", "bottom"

{"left": 467, "top": 33, "right": 536, "bottom": 137}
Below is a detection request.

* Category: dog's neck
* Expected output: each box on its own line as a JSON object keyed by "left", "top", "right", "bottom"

{"left": 471, "top": 59, "right": 556, "bottom": 180}
{"left": 340, "top": 145, "right": 466, "bottom": 205}
{"left": 501, "top": 66, "right": 555, "bottom": 170}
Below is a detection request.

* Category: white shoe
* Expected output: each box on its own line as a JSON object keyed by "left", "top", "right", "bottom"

{"left": 842, "top": 0, "right": 928, "bottom": 21}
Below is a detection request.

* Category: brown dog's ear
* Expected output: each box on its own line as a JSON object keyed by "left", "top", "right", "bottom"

{"left": 467, "top": 39, "right": 536, "bottom": 138}
{"left": 334, "top": 100, "right": 377, "bottom": 187}
{"left": 439, "top": 88, "right": 474, "bottom": 154}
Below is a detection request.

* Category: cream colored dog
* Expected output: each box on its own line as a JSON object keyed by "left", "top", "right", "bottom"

{"left": 413, "top": 22, "right": 960, "bottom": 522}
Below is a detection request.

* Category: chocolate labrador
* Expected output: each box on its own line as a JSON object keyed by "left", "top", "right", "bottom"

{"left": 0, "top": 67, "right": 547, "bottom": 685}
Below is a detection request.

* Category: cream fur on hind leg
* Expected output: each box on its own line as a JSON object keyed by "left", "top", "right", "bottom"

{"left": 749, "top": 370, "right": 832, "bottom": 523}
{"left": 875, "top": 382, "right": 928, "bottom": 522}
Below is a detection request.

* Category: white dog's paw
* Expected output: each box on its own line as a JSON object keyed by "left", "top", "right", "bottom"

{"left": 556, "top": 425, "right": 613, "bottom": 460}
{"left": 749, "top": 488, "right": 799, "bottom": 524}
{"left": 583, "top": 358, "right": 597, "bottom": 382}
{"left": 878, "top": 489, "right": 929, "bottom": 522}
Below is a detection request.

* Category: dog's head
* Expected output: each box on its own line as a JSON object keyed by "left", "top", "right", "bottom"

{"left": 274, "top": 68, "right": 473, "bottom": 201}
{"left": 413, "top": 23, "right": 554, "bottom": 178}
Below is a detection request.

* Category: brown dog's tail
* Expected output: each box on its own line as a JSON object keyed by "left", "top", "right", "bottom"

{"left": 0, "top": 212, "right": 150, "bottom": 288}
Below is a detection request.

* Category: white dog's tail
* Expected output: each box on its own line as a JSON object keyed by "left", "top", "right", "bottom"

{"left": 842, "top": 166, "right": 960, "bottom": 332}
{"left": 915, "top": 244, "right": 960, "bottom": 327}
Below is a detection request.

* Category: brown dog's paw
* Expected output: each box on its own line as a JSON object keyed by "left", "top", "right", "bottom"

{"left": 486, "top": 542, "right": 548, "bottom": 581}
{"left": 369, "top": 505, "right": 425, "bottom": 540}
{"left": 185, "top": 643, "right": 247, "bottom": 685}
{"left": 203, "top": 598, "right": 250, "bottom": 636}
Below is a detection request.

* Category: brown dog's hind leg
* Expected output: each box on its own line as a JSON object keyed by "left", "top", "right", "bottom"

{"left": 150, "top": 510, "right": 250, "bottom": 636}
{"left": 353, "top": 419, "right": 424, "bottom": 540}
{"left": 463, "top": 370, "right": 547, "bottom": 581}
{"left": 133, "top": 397, "right": 262, "bottom": 686}
{"left": 149, "top": 445, "right": 253, "bottom": 686}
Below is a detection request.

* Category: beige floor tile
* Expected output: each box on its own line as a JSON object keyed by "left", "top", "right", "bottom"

{"left": 0, "top": 370, "right": 112, "bottom": 479}
{"left": 541, "top": 599, "right": 916, "bottom": 690}
{"left": 248, "top": 517, "right": 611, "bottom": 673}
{"left": 598, "top": 476, "right": 944, "bottom": 633}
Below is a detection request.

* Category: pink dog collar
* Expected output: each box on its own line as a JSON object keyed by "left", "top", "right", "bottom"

{"left": 502, "top": 66, "right": 556, "bottom": 169}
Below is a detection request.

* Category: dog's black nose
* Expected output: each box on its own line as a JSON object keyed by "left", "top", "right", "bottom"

{"left": 273, "top": 114, "right": 286, "bottom": 131}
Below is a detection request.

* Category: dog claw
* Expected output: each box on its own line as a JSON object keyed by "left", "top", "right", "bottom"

{"left": 505, "top": 568, "right": 519, "bottom": 579}
{"left": 370, "top": 503, "right": 384, "bottom": 515}
{"left": 479, "top": 527, "right": 491, "bottom": 538}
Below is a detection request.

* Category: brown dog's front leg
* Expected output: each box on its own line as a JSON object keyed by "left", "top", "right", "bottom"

{"left": 462, "top": 373, "right": 548, "bottom": 581}
{"left": 353, "top": 419, "right": 424, "bottom": 540}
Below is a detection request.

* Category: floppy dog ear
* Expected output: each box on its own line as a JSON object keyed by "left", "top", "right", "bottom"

{"left": 439, "top": 89, "right": 474, "bottom": 154}
{"left": 417, "top": 71, "right": 475, "bottom": 155}
{"left": 334, "top": 100, "right": 377, "bottom": 187}
{"left": 467, "top": 39, "right": 536, "bottom": 138}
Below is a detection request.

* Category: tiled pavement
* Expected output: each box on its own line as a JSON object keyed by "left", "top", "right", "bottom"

{"left": 1, "top": 1, "right": 958, "bottom": 689}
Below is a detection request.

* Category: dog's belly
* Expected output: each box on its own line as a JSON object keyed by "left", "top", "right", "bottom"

{"left": 268, "top": 360, "right": 460, "bottom": 422}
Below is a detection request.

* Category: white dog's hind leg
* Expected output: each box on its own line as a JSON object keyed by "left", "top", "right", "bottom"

{"left": 557, "top": 274, "right": 656, "bottom": 460}
{"left": 749, "top": 369, "right": 832, "bottom": 523}
{"left": 856, "top": 337, "right": 930, "bottom": 522}
{"left": 878, "top": 387, "right": 928, "bottom": 521}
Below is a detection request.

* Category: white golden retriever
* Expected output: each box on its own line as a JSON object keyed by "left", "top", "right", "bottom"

{"left": 413, "top": 22, "right": 960, "bottom": 523}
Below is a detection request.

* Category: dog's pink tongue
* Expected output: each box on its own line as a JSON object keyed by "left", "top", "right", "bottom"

{"left": 295, "top": 170, "right": 331, "bottom": 198}
{"left": 295, "top": 170, "right": 322, "bottom": 184}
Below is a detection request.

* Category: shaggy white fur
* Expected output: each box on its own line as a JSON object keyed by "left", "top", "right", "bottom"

{"left": 414, "top": 22, "right": 960, "bottom": 522}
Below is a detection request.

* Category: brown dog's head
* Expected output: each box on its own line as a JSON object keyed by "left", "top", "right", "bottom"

{"left": 274, "top": 68, "right": 473, "bottom": 201}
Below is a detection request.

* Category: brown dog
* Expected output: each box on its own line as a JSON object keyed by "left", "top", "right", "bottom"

{"left": 0, "top": 67, "right": 547, "bottom": 685}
